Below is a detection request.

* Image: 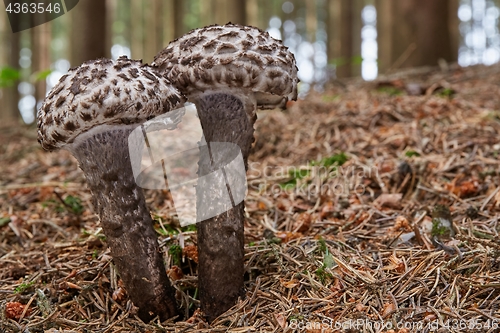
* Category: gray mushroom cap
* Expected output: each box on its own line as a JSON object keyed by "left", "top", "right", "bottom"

{"left": 152, "top": 23, "right": 298, "bottom": 114}
{"left": 37, "top": 56, "right": 185, "bottom": 151}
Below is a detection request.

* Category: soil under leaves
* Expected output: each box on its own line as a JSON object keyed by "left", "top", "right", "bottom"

{"left": 1, "top": 64, "right": 500, "bottom": 332}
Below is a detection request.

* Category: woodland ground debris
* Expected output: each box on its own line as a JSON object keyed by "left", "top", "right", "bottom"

{"left": 1, "top": 63, "right": 500, "bottom": 332}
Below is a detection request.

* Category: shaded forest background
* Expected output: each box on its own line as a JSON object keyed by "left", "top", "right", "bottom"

{"left": 0, "top": 0, "right": 498, "bottom": 124}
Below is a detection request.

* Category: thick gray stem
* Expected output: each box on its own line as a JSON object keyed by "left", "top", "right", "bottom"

{"left": 71, "top": 127, "right": 178, "bottom": 321}
{"left": 195, "top": 93, "right": 254, "bottom": 322}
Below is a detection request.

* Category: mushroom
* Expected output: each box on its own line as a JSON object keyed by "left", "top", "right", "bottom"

{"left": 153, "top": 23, "right": 298, "bottom": 321}
{"left": 37, "top": 56, "right": 185, "bottom": 321}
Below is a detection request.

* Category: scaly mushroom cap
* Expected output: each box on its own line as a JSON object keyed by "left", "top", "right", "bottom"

{"left": 37, "top": 56, "right": 185, "bottom": 151}
{"left": 152, "top": 23, "right": 298, "bottom": 111}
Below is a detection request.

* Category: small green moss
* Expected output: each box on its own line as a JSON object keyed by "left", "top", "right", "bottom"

{"left": 322, "top": 94, "right": 341, "bottom": 103}
{"left": 64, "top": 195, "right": 84, "bottom": 215}
{"left": 311, "top": 152, "right": 348, "bottom": 167}
{"left": 181, "top": 224, "right": 197, "bottom": 232}
{"left": 317, "top": 237, "right": 327, "bottom": 253}
{"left": 437, "top": 88, "right": 454, "bottom": 98}
{"left": 168, "top": 245, "right": 183, "bottom": 266}
{"left": 0, "top": 217, "right": 11, "bottom": 227}
{"left": 289, "top": 314, "right": 305, "bottom": 321}
{"left": 280, "top": 169, "right": 310, "bottom": 189}
{"left": 376, "top": 86, "right": 403, "bottom": 96}
{"left": 405, "top": 150, "right": 421, "bottom": 158}
{"left": 431, "top": 218, "right": 448, "bottom": 236}
{"left": 315, "top": 265, "right": 333, "bottom": 284}
{"left": 14, "top": 281, "right": 34, "bottom": 294}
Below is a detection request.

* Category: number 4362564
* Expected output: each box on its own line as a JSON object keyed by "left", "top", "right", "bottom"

{"left": 5, "top": 2, "right": 61, "bottom": 14}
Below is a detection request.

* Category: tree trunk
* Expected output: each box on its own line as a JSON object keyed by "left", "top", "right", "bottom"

{"left": 327, "top": 0, "right": 363, "bottom": 78}
{"left": 173, "top": 0, "right": 185, "bottom": 39}
{"left": 130, "top": 0, "right": 144, "bottom": 60}
{"left": 305, "top": 0, "right": 317, "bottom": 43}
{"left": 0, "top": 10, "right": 20, "bottom": 123}
{"left": 227, "top": 0, "right": 247, "bottom": 25}
{"left": 245, "top": 0, "right": 259, "bottom": 27}
{"left": 377, "top": 0, "right": 456, "bottom": 73}
{"left": 144, "top": 0, "right": 162, "bottom": 63}
{"left": 31, "top": 18, "right": 51, "bottom": 116}
{"left": 70, "top": 0, "right": 108, "bottom": 66}
{"left": 448, "top": 0, "right": 460, "bottom": 62}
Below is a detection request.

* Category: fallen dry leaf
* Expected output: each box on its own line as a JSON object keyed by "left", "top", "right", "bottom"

{"left": 167, "top": 265, "right": 184, "bottom": 281}
{"left": 293, "top": 212, "right": 312, "bottom": 232}
{"left": 5, "top": 301, "right": 31, "bottom": 320}
{"left": 183, "top": 245, "right": 198, "bottom": 263}
{"left": 382, "top": 302, "right": 396, "bottom": 318}
{"left": 374, "top": 193, "right": 402, "bottom": 209}
{"left": 280, "top": 278, "right": 299, "bottom": 289}
{"left": 276, "top": 231, "right": 303, "bottom": 242}
{"left": 275, "top": 313, "right": 286, "bottom": 329}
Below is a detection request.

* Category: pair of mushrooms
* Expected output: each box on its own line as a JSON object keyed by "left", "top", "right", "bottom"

{"left": 37, "top": 23, "right": 298, "bottom": 322}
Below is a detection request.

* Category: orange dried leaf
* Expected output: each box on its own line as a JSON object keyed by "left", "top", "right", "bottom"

{"left": 391, "top": 215, "right": 411, "bottom": 232}
{"left": 183, "top": 245, "right": 198, "bottom": 263}
{"left": 275, "top": 313, "right": 286, "bottom": 329}
{"left": 374, "top": 193, "right": 402, "bottom": 210}
{"left": 280, "top": 278, "right": 299, "bottom": 289}
{"left": 320, "top": 201, "right": 335, "bottom": 219}
{"left": 294, "top": 212, "right": 312, "bottom": 232}
{"left": 276, "top": 231, "right": 302, "bottom": 242}
{"left": 382, "top": 302, "right": 396, "bottom": 317}
{"left": 356, "top": 303, "right": 367, "bottom": 312}
{"left": 112, "top": 287, "right": 126, "bottom": 302}
{"left": 276, "top": 198, "right": 292, "bottom": 211}
{"left": 167, "top": 265, "right": 184, "bottom": 281}
{"left": 5, "top": 301, "right": 30, "bottom": 320}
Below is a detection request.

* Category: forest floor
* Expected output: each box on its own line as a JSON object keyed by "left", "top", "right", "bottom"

{"left": 1, "top": 63, "right": 500, "bottom": 333}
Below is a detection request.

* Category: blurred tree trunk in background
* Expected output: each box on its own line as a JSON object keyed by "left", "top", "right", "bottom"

{"left": 106, "top": 0, "right": 116, "bottom": 60}
{"left": 214, "top": 0, "right": 246, "bottom": 25}
{"left": 327, "top": 0, "right": 363, "bottom": 78}
{"left": 144, "top": 0, "right": 163, "bottom": 63}
{"left": 31, "top": 20, "right": 51, "bottom": 116}
{"left": 200, "top": 0, "right": 214, "bottom": 27}
{"left": 305, "top": 0, "right": 317, "bottom": 42}
{"left": 246, "top": 0, "right": 267, "bottom": 29}
{"left": 0, "top": 11, "right": 20, "bottom": 122}
{"left": 173, "top": 0, "right": 185, "bottom": 38}
{"left": 246, "top": 0, "right": 258, "bottom": 27}
{"left": 130, "top": 0, "right": 144, "bottom": 60}
{"left": 70, "top": 0, "right": 108, "bottom": 66}
{"left": 160, "top": 0, "right": 185, "bottom": 45}
{"left": 377, "top": 0, "right": 457, "bottom": 73}
{"left": 448, "top": 0, "right": 460, "bottom": 62}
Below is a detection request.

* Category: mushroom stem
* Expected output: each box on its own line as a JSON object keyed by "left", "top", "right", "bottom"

{"left": 69, "top": 125, "right": 178, "bottom": 321}
{"left": 194, "top": 93, "right": 255, "bottom": 322}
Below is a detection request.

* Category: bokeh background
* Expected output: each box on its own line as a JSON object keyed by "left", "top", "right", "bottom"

{"left": 0, "top": 0, "right": 498, "bottom": 124}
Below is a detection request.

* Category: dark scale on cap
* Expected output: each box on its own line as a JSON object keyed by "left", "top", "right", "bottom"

{"left": 142, "top": 70, "right": 159, "bottom": 83}
{"left": 55, "top": 96, "right": 66, "bottom": 107}
{"left": 129, "top": 68, "right": 139, "bottom": 78}
{"left": 37, "top": 57, "right": 185, "bottom": 151}
{"left": 117, "top": 73, "right": 130, "bottom": 81}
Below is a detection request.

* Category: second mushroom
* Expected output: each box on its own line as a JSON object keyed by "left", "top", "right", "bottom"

{"left": 37, "top": 57, "right": 184, "bottom": 321}
{"left": 153, "top": 23, "right": 298, "bottom": 321}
